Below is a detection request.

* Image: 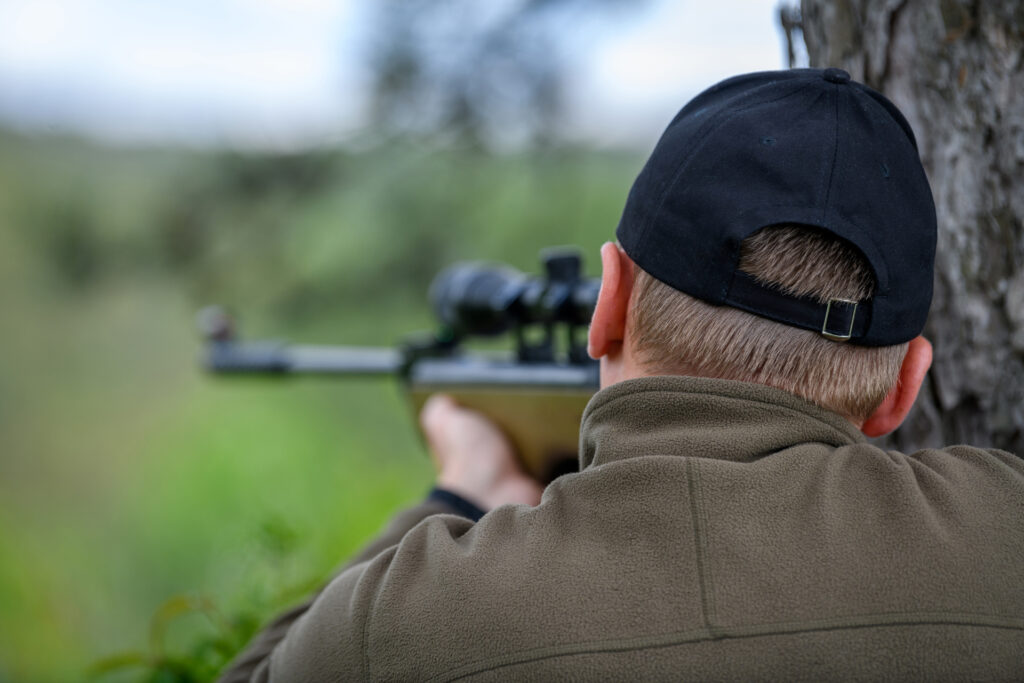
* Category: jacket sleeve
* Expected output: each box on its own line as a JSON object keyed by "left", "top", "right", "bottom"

{"left": 217, "top": 493, "right": 479, "bottom": 682}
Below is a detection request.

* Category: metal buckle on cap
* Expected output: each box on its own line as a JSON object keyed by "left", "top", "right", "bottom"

{"left": 821, "top": 298, "right": 858, "bottom": 341}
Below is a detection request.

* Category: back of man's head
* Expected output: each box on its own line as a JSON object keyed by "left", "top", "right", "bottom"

{"left": 615, "top": 69, "right": 937, "bottom": 422}
{"left": 629, "top": 225, "right": 904, "bottom": 422}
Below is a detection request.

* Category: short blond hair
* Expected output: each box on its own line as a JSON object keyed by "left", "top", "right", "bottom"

{"left": 627, "top": 225, "right": 907, "bottom": 422}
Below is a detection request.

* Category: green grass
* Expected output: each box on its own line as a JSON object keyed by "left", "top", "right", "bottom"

{"left": 0, "top": 276, "right": 433, "bottom": 681}
{"left": 0, "top": 129, "right": 642, "bottom": 681}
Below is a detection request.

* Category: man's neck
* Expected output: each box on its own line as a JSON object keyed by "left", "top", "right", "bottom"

{"left": 600, "top": 349, "right": 865, "bottom": 432}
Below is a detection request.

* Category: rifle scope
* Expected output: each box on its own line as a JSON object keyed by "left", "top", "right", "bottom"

{"left": 429, "top": 248, "right": 600, "bottom": 338}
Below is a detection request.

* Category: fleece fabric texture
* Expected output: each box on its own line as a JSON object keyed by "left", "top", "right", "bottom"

{"left": 219, "top": 376, "right": 1024, "bottom": 682}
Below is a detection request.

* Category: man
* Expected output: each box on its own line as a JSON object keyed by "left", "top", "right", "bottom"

{"left": 222, "top": 69, "right": 1024, "bottom": 681}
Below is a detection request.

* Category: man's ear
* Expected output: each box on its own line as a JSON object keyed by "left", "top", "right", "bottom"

{"left": 587, "top": 242, "right": 634, "bottom": 359}
{"left": 860, "top": 336, "right": 933, "bottom": 438}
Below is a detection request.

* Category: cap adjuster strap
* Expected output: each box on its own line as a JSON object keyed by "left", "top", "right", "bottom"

{"left": 821, "top": 298, "right": 857, "bottom": 342}
{"left": 725, "top": 271, "right": 869, "bottom": 342}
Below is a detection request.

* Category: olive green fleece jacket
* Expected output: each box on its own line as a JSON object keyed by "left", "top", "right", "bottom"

{"left": 221, "top": 376, "right": 1024, "bottom": 682}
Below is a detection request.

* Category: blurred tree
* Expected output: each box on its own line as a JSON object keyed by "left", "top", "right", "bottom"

{"left": 28, "top": 194, "right": 104, "bottom": 288}
{"left": 793, "top": 0, "right": 1024, "bottom": 454}
{"left": 366, "top": 0, "right": 637, "bottom": 149}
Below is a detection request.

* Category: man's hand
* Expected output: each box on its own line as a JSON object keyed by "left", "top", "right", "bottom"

{"left": 420, "top": 395, "right": 543, "bottom": 511}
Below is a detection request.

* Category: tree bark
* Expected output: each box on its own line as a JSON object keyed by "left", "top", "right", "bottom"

{"left": 800, "top": 0, "right": 1024, "bottom": 454}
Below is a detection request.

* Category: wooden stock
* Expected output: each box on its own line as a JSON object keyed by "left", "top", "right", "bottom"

{"left": 408, "top": 386, "right": 594, "bottom": 483}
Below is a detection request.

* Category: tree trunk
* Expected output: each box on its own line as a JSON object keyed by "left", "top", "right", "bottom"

{"left": 799, "top": 0, "right": 1024, "bottom": 454}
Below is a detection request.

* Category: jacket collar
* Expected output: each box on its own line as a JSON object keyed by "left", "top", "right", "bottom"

{"left": 578, "top": 376, "right": 865, "bottom": 470}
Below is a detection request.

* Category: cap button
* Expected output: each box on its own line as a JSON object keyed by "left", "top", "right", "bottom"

{"left": 823, "top": 68, "right": 851, "bottom": 84}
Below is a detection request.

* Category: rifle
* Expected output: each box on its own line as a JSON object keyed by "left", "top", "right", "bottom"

{"left": 198, "top": 247, "right": 600, "bottom": 482}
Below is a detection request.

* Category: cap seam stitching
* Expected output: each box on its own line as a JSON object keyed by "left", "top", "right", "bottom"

{"left": 633, "top": 80, "right": 818, "bottom": 258}
{"left": 821, "top": 83, "right": 841, "bottom": 218}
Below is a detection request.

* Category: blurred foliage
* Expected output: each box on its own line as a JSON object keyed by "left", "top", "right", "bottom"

{"left": 0, "top": 126, "right": 641, "bottom": 681}
{"left": 367, "top": 0, "right": 640, "bottom": 149}
{"left": 88, "top": 516, "right": 316, "bottom": 683}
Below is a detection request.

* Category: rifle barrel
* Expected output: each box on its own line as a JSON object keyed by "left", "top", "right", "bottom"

{"left": 205, "top": 342, "right": 402, "bottom": 376}
{"left": 205, "top": 341, "right": 599, "bottom": 389}
{"left": 411, "top": 358, "right": 598, "bottom": 389}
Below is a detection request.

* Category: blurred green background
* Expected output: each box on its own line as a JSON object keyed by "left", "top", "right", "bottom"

{"left": 0, "top": 128, "right": 641, "bottom": 681}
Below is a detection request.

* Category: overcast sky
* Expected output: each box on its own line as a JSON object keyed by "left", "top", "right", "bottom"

{"left": 0, "top": 0, "right": 791, "bottom": 150}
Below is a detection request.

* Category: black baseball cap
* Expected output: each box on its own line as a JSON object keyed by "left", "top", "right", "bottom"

{"left": 616, "top": 68, "right": 936, "bottom": 346}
